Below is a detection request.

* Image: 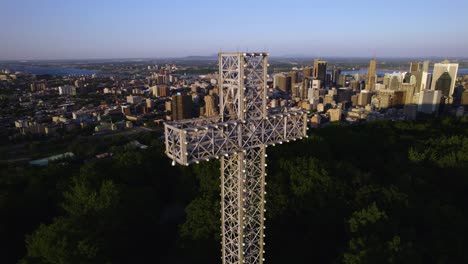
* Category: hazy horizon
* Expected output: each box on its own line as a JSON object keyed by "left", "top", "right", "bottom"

{"left": 2, "top": 0, "right": 468, "bottom": 60}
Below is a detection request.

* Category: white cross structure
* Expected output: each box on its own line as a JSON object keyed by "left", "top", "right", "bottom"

{"left": 164, "top": 52, "right": 308, "bottom": 264}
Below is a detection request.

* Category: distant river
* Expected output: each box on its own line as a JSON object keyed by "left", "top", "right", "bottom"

{"left": 3, "top": 65, "right": 99, "bottom": 76}
{"left": 340, "top": 68, "right": 468, "bottom": 76}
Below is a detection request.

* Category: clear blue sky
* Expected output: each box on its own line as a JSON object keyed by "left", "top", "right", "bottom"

{"left": 1, "top": 0, "right": 468, "bottom": 60}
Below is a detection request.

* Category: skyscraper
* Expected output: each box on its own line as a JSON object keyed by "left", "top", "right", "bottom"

{"left": 434, "top": 72, "right": 452, "bottom": 98}
{"left": 275, "top": 74, "right": 291, "bottom": 93}
{"left": 337, "top": 88, "right": 352, "bottom": 103}
{"left": 171, "top": 94, "right": 192, "bottom": 120}
{"left": 422, "top": 60, "right": 430, "bottom": 73}
{"left": 409, "top": 61, "right": 420, "bottom": 73}
{"left": 389, "top": 75, "right": 402, "bottom": 91}
{"left": 313, "top": 59, "right": 327, "bottom": 86}
{"left": 204, "top": 95, "right": 218, "bottom": 117}
{"left": 289, "top": 71, "right": 298, "bottom": 86}
{"left": 402, "top": 83, "right": 417, "bottom": 105}
{"left": 430, "top": 60, "right": 458, "bottom": 102}
{"left": 411, "top": 60, "right": 430, "bottom": 92}
{"left": 358, "top": 91, "right": 371, "bottom": 106}
{"left": 332, "top": 66, "right": 341, "bottom": 85}
{"left": 367, "top": 59, "right": 377, "bottom": 92}
{"left": 303, "top": 67, "right": 313, "bottom": 78}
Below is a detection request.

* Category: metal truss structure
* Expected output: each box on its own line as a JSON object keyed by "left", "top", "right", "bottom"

{"left": 165, "top": 52, "right": 308, "bottom": 264}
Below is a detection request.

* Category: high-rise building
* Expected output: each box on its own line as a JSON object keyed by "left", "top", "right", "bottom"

{"left": 408, "top": 71, "right": 423, "bottom": 92}
{"left": 358, "top": 91, "right": 371, "bottom": 106}
{"left": 420, "top": 71, "right": 430, "bottom": 91}
{"left": 292, "top": 84, "right": 306, "bottom": 99}
{"left": 430, "top": 60, "right": 458, "bottom": 101}
{"left": 291, "top": 85, "right": 300, "bottom": 98}
{"left": 303, "top": 67, "right": 313, "bottom": 78}
{"left": 393, "top": 90, "right": 406, "bottom": 107}
{"left": 165, "top": 101, "right": 172, "bottom": 112}
{"left": 452, "top": 86, "right": 465, "bottom": 105}
{"left": 204, "top": 95, "right": 218, "bottom": 117}
{"left": 373, "top": 89, "right": 405, "bottom": 109}
{"left": 273, "top": 74, "right": 281, "bottom": 90}
{"left": 403, "top": 72, "right": 412, "bottom": 83}
{"left": 351, "top": 95, "right": 358, "bottom": 106}
{"left": 422, "top": 60, "right": 430, "bottom": 73}
{"left": 171, "top": 94, "right": 192, "bottom": 120}
{"left": 31, "top": 82, "right": 47, "bottom": 92}
{"left": 289, "top": 71, "right": 298, "bottom": 86}
{"left": 383, "top": 74, "right": 391, "bottom": 87}
{"left": 152, "top": 73, "right": 168, "bottom": 85}
{"left": 408, "top": 61, "right": 426, "bottom": 92}
{"left": 367, "top": 59, "right": 377, "bottom": 92}
{"left": 313, "top": 59, "right": 327, "bottom": 86}
{"left": 350, "top": 80, "right": 360, "bottom": 91}
{"left": 307, "top": 88, "right": 314, "bottom": 103}
{"left": 59, "top": 85, "right": 76, "bottom": 95}
{"left": 153, "top": 85, "right": 170, "bottom": 97}
{"left": 274, "top": 74, "right": 291, "bottom": 93}
{"left": 418, "top": 90, "right": 442, "bottom": 113}
{"left": 410, "top": 61, "right": 420, "bottom": 73}
{"left": 337, "top": 88, "right": 352, "bottom": 103}
{"left": 402, "top": 83, "right": 417, "bottom": 105}
{"left": 332, "top": 67, "right": 341, "bottom": 85}
{"left": 434, "top": 72, "right": 452, "bottom": 98}
{"left": 389, "top": 75, "right": 402, "bottom": 90}
{"left": 152, "top": 86, "right": 159, "bottom": 96}
{"left": 376, "top": 90, "right": 394, "bottom": 109}
{"left": 303, "top": 77, "right": 313, "bottom": 89}
{"left": 338, "top": 74, "right": 347, "bottom": 87}
{"left": 425, "top": 73, "right": 432, "bottom": 90}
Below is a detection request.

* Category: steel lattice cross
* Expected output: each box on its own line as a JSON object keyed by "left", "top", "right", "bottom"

{"left": 164, "top": 52, "right": 308, "bottom": 264}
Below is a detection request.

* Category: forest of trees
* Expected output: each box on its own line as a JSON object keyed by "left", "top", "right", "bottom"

{"left": 1, "top": 117, "right": 468, "bottom": 264}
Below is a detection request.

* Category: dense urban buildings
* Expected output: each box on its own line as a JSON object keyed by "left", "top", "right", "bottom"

{"left": 0, "top": 55, "right": 467, "bottom": 143}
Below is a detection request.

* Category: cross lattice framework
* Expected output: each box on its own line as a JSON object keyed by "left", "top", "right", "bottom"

{"left": 164, "top": 52, "right": 308, "bottom": 264}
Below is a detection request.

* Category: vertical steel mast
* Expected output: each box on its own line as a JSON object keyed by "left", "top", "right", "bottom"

{"left": 219, "top": 53, "right": 267, "bottom": 264}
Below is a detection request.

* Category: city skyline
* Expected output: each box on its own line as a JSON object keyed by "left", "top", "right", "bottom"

{"left": 2, "top": 0, "right": 468, "bottom": 60}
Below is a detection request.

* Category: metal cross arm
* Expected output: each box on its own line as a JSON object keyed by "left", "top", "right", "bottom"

{"left": 165, "top": 109, "right": 308, "bottom": 166}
